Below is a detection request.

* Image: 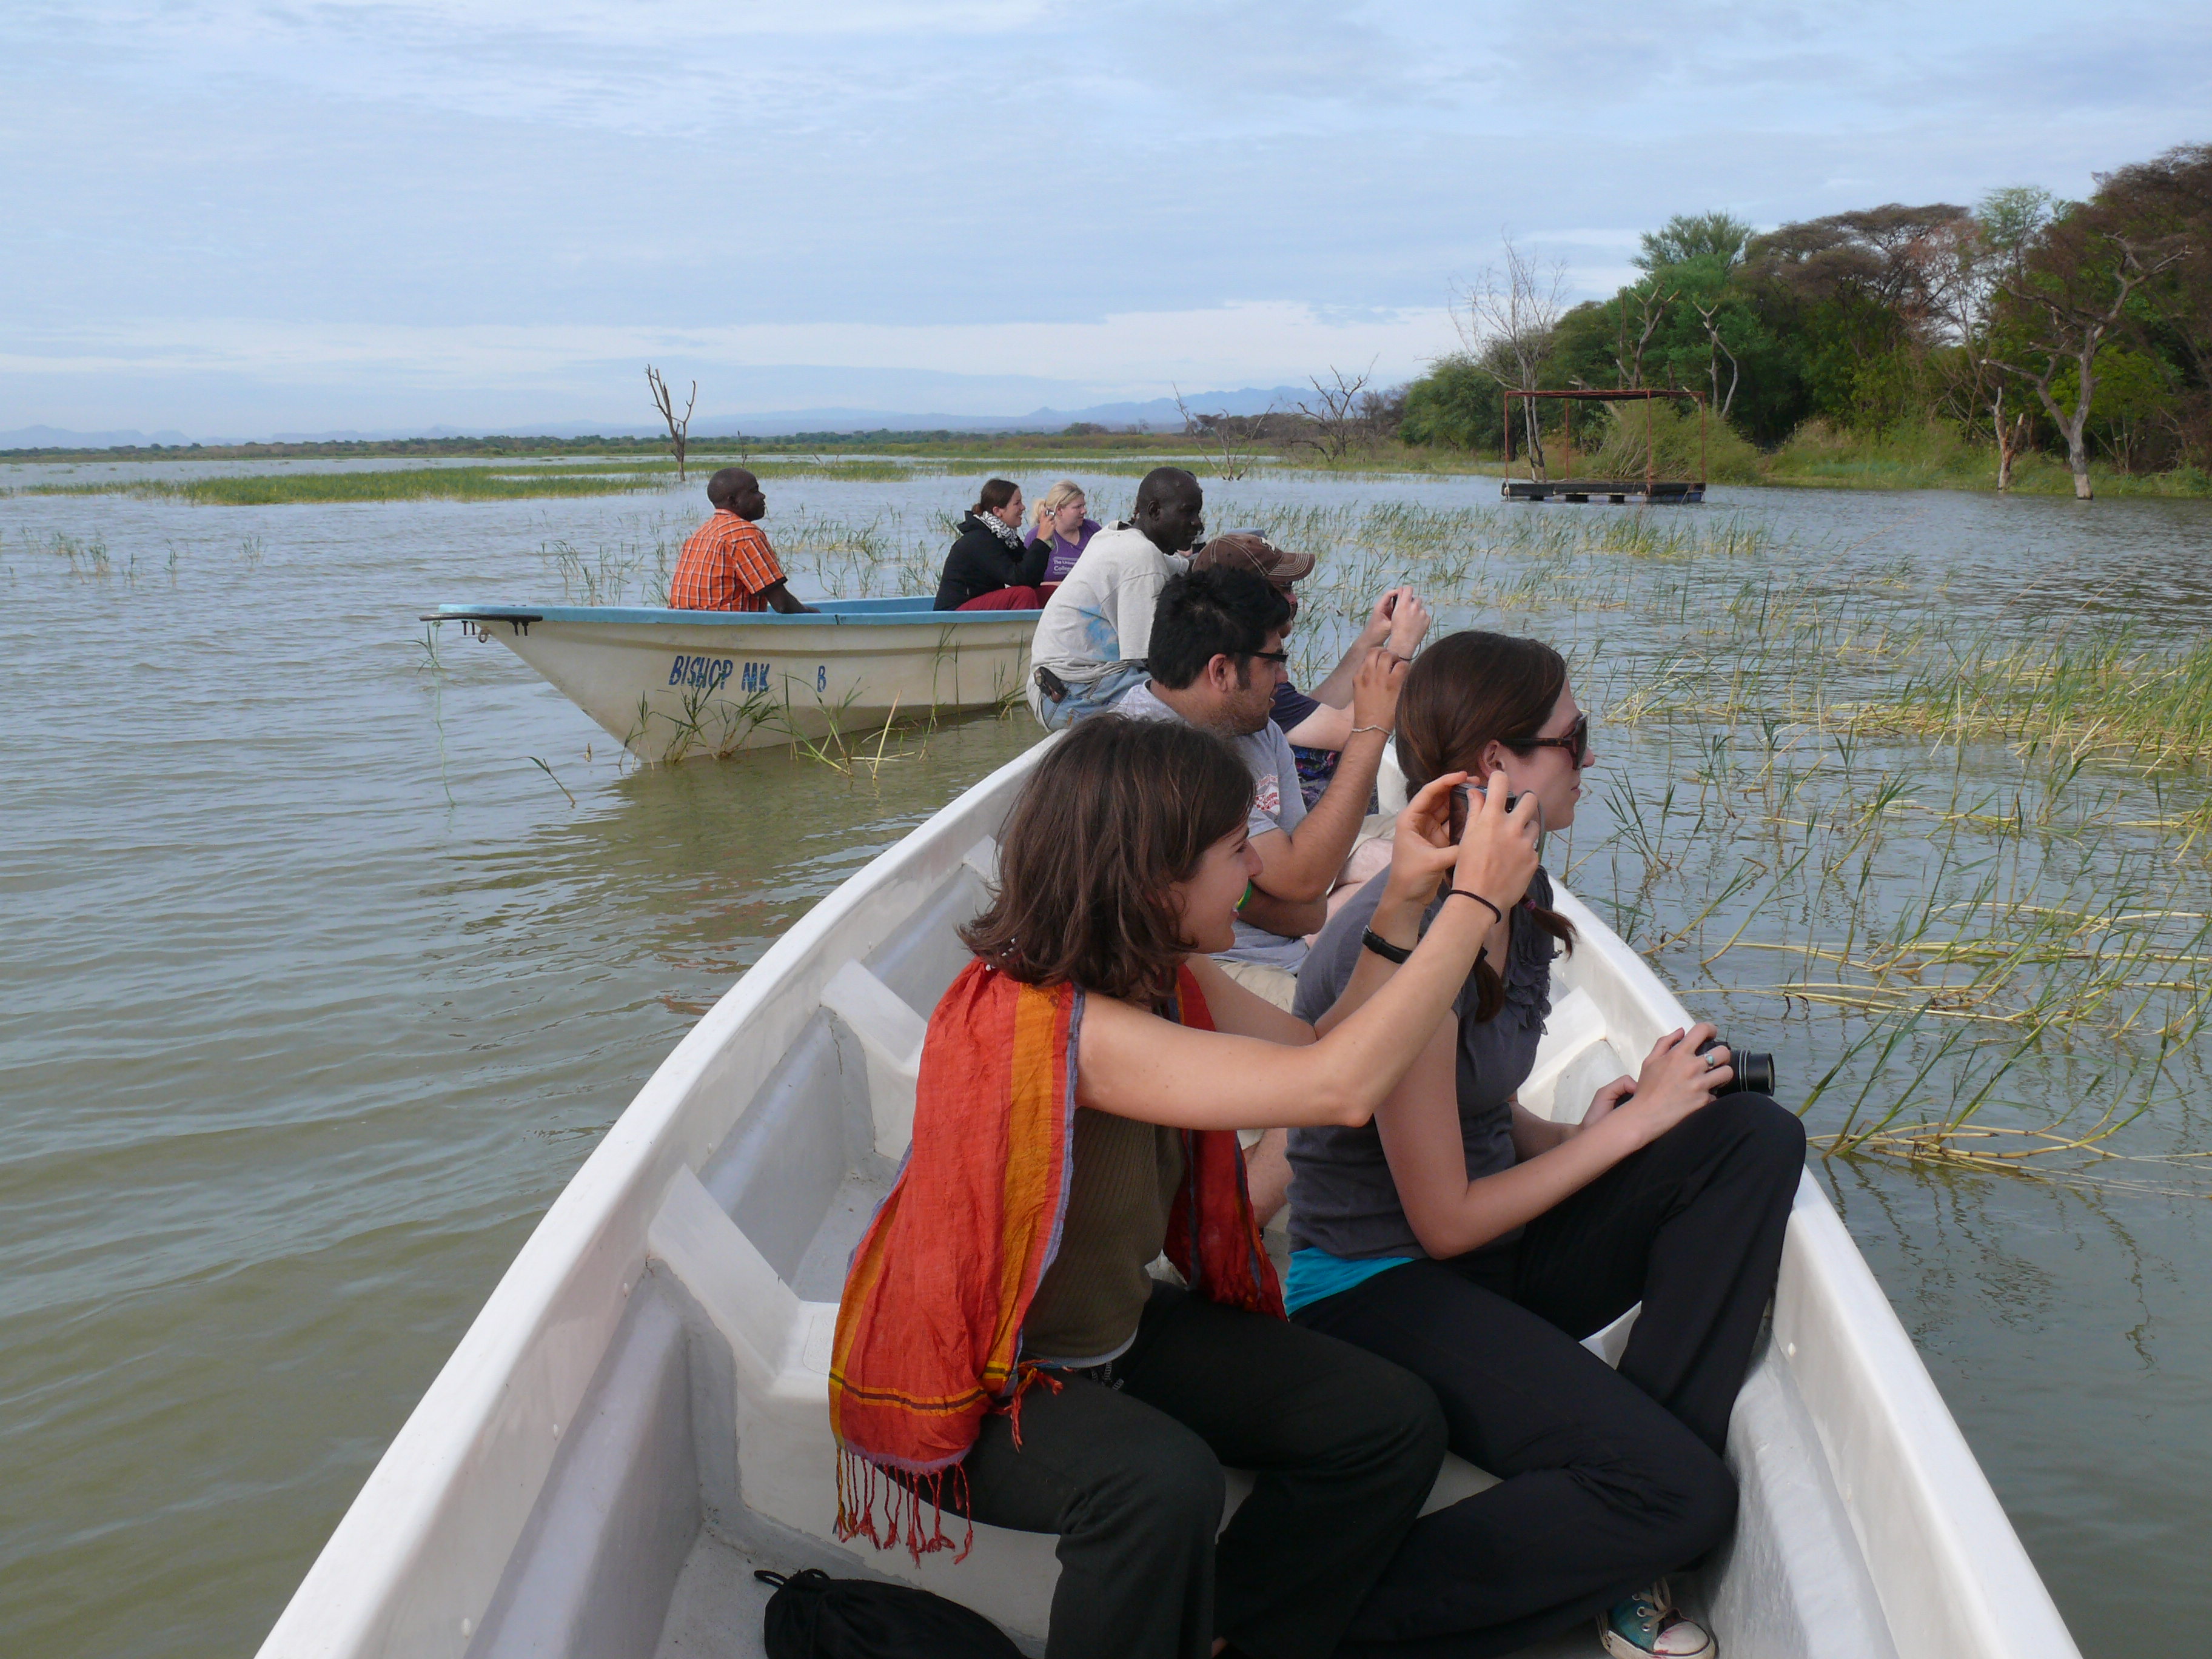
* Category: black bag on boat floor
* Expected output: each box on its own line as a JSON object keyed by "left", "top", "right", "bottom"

{"left": 756, "top": 1568, "right": 1024, "bottom": 1659}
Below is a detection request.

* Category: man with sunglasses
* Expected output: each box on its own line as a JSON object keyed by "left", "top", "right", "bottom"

{"left": 1190, "top": 533, "right": 1433, "bottom": 809}
{"left": 1114, "top": 566, "right": 1407, "bottom": 999}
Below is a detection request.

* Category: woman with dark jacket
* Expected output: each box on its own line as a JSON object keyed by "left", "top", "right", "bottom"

{"left": 934, "top": 478, "right": 1050, "bottom": 610}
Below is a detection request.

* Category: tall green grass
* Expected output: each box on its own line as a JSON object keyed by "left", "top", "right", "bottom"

{"left": 1883, "top": 629, "right": 2212, "bottom": 772}
{"left": 1763, "top": 419, "right": 2212, "bottom": 497}
{"left": 1571, "top": 402, "right": 1766, "bottom": 486}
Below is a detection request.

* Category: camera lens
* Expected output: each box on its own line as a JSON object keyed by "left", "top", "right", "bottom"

{"left": 1695, "top": 1036, "right": 1777, "bottom": 1098}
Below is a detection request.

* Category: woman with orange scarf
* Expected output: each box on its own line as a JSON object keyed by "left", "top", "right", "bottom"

{"left": 831, "top": 712, "right": 1544, "bottom": 1659}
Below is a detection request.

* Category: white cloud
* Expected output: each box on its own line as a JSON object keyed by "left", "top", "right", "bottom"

{"left": 2, "top": 0, "right": 2205, "bottom": 429}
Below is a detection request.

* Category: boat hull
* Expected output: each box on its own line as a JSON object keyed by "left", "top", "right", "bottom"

{"left": 431, "top": 599, "right": 1037, "bottom": 762}
{"left": 261, "top": 735, "right": 2080, "bottom": 1659}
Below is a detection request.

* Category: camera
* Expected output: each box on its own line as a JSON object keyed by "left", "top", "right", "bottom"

{"left": 1447, "top": 782, "right": 1537, "bottom": 842}
{"left": 1695, "top": 1036, "right": 1775, "bottom": 1098}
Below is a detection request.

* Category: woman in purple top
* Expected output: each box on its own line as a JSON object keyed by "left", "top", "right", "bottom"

{"left": 1026, "top": 481, "right": 1101, "bottom": 581}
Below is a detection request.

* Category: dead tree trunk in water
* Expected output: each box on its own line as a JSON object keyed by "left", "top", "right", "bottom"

{"left": 1460, "top": 236, "right": 1565, "bottom": 479}
{"left": 646, "top": 365, "right": 697, "bottom": 483}
{"left": 1991, "top": 384, "right": 2028, "bottom": 491}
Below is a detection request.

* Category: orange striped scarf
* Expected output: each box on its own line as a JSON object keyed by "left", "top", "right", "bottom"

{"left": 828, "top": 958, "right": 1282, "bottom": 1558}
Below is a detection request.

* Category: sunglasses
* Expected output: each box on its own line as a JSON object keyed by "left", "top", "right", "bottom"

{"left": 1506, "top": 712, "right": 1590, "bottom": 767}
{"left": 1245, "top": 649, "right": 1290, "bottom": 665}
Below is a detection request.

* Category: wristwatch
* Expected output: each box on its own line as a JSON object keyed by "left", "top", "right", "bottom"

{"left": 1360, "top": 928, "right": 1412, "bottom": 965}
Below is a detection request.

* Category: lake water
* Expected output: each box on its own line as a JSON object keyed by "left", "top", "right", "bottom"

{"left": 4, "top": 464, "right": 2209, "bottom": 1658}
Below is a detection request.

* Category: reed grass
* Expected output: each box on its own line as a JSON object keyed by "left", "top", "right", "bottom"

{"left": 43, "top": 531, "right": 113, "bottom": 577}
{"left": 1882, "top": 630, "right": 2212, "bottom": 773}
{"left": 1183, "top": 489, "right": 2212, "bottom": 1193}
{"left": 538, "top": 537, "right": 677, "bottom": 606}
{"left": 1571, "top": 403, "right": 1766, "bottom": 486}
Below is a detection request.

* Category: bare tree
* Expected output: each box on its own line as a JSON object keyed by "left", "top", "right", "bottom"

{"left": 1292, "top": 362, "right": 1376, "bottom": 463}
{"left": 1691, "top": 298, "right": 1740, "bottom": 420}
{"left": 1356, "top": 384, "right": 1408, "bottom": 444}
{"left": 1916, "top": 207, "right": 2013, "bottom": 485}
{"left": 1456, "top": 236, "right": 1567, "bottom": 477}
{"left": 646, "top": 364, "right": 697, "bottom": 482}
{"left": 1991, "top": 382, "right": 2031, "bottom": 492}
{"left": 1612, "top": 281, "right": 1677, "bottom": 389}
{"left": 1175, "top": 386, "right": 1273, "bottom": 480}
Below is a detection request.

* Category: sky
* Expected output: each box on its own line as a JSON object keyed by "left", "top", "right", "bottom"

{"left": 2, "top": 0, "right": 2206, "bottom": 438}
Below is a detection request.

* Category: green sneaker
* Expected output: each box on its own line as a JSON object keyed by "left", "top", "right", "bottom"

{"left": 1598, "top": 1583, "right": 1714, "bottom": 1658}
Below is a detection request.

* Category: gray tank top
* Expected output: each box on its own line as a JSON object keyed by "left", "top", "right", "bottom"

{"left": 1285, "top": 868, "right": 1558, "bottom": 1259}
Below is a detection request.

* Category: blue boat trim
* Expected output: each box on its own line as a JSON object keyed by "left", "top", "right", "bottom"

{"left": 427, "top": 597, "right": 1042, "bottom": 626}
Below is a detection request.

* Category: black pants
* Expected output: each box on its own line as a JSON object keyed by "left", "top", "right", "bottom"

{"left": 957, "top": 1282, "right": 1447, "bottom": 1659}
{"left": 1295, "top": 1093, "right": 1805, "bottom": 1658}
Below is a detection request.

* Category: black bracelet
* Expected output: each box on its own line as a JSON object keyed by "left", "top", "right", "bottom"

{"left": 1445, "top": 889, "right": 1504, "bottom": 925}
{"left": 1360, "top": 928, "right": 1412, "bottom": 965}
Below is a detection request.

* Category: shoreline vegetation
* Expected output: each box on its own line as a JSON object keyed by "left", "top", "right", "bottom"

{"left": 4, "top": 421, "right": 2208, "bottom": 504}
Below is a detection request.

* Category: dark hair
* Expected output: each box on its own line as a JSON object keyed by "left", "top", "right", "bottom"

{"left": 971, "top": 478, "right": 1019, "bottom": 515}
{"left": 1145, "top": 568, "right": 1294, "bottom": 691}
{"left": 1395, "top": 629, "right": 1577, "bottom": 1020}
{"left": 960, "top": 716, "right": 1254, "bottom": 1003}
{"left": 706, "top": 466, "right": 756, "bottom": 509}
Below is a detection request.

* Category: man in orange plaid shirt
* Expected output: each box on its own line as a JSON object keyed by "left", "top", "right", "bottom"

{"left": 668, "top": 468, "right": 815, "bottom": 612}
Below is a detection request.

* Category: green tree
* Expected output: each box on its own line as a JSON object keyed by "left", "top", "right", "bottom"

{"left": 1738, "top": 203, "right": 1973, "bottom": 431}
{"left": 1988, "top": 193, "right": 2190, "bottom": 497}
{"left": 1401, "top": 350, "right": 1509, "bottom": 452}
{"left": 1637, "top": 212, "right": 1754, "bottom": 273}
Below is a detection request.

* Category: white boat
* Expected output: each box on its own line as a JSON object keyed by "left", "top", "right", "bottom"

{"left": 426, "top": 598, "right": 1038, "bottom": 763}
{"left": 260, "top": 736, "right": 2080, "bottom": 1659}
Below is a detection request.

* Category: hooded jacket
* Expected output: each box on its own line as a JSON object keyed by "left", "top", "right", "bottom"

{"left": 934, "top": 512, "right": 1050, "bottom": 609}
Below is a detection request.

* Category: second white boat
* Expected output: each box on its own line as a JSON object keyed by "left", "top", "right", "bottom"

{"left": 427, "top": 597, "right": 1039, "bottom": 763}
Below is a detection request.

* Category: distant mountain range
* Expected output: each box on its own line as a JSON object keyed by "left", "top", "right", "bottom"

{"left": 0, "top": 424, "right": 203, "bottom": 450}
{"left": 0, "top": 387, "right": 1309, "bottom": 452}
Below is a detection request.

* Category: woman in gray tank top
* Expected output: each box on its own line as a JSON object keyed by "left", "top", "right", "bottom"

{"left": 1284, "top": 633, "right": 1807, "bottom": 1659}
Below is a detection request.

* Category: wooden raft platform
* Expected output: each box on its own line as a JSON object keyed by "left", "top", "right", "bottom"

{"left": 1501, "top": 478, "right": 1706, "bottom": 504}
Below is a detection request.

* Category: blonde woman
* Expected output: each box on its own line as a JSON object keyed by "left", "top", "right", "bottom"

{"left": 1027, "top": 480, "right": 1101, "bottom": 581}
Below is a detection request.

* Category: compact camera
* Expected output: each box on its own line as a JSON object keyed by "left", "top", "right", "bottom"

{"left": 1447, "top": 782, "right": 1540, "bottom": 842}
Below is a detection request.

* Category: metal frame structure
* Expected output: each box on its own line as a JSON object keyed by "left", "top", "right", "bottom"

{"left": 1501, "top": 386, "right": 1709, "bottom": 503}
